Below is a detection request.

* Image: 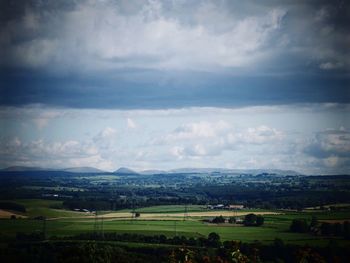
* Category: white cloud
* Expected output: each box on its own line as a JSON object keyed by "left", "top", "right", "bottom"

{"left": 127, "top": 118, "right": 137, "bottom": 129}
{"left": 228, "top": 125, "right": 284, "bottom": 145}
{"left": 159, "top": 120, "right": 230, "bottom": 143}
{"left": 165, "top": 121, "right": 285, "bottom": 160}
{"left": 9, "top": 137, "right": 21, "bottom": 148}
{"left": 183, "top": 122, "right": 282, "bottom": 146}
{"left": 33, "top": 111, "right": 62, "bottom": 129}
{"left": 1, "top": 1, "right": 349, "bottom": 76}
{"left": 319, "top": 61, "right": 343, "bottom": 70}
{"left": 1, "top": 105, "right": 349, "bottom": 174}
{"left": 99, "top": 127, "right": 117, "bottom": 138}
{"left": 1, "top": 0, "right": 286, "bottom": 71}
{"left": 323, "top": 156, "right": 339, "bottom": 167}
{"left": 170, "top": 146, "right": 184, "bottom": 160}
{"left": 93, "top": 127, "right": 118, "bottom": 151}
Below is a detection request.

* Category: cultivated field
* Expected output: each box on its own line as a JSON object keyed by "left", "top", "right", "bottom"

{"left": 0, "top": 209, "right": 26, "bottom": 219}
{"left": 1, "top": 199, "right": 350, "bottom": 247}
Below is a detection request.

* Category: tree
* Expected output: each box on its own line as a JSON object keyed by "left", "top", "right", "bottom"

{"left": 244, "top": 213, "right": 257, "bottom": 226}
{"left": 321, "top": 223, "right": 333, "bottom": 236}
{"left": 310, "top": 216, "right": 318, "bottom": 228}
{"left": 290, "top": 219, "right": 308, "bottom": 233}
{"left": 207, "top": 232, "right": 221, "bottom": 247}
{"left": 212, "top": 215, "right": 225, "bottom": 224}
{"left": 273, "top": 238, "right": 284, "bottom": 248}
{"left": 256, "top": 215, "right": 264, "bottom": 226}
{"left": 334, "top": 223, "right": 343, "bottom": 236}
{"left": 229, "top": 217, "right": 236, "bottom": 224}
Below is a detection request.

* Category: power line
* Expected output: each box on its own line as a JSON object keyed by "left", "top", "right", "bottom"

{"left": 174, "top": 220, "right": 177, "bottom": 236}
{"left": 183, "top": 204, "right": 188, "bottom": 221}
{"left": 42, "top": 217, "right": 47, "bottom": 240}
{"left": 94, "top": 211, "right": 104, "bottom": 238}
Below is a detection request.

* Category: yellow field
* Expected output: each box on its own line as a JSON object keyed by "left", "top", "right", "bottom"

{"left": 88, "top": 211, "right": 281, "bottom": 221}
{"left": 0, "top": 209, "right": 26, "bottom": 219}
{"left": 47, "top": 211, "right": 280, "bottom": 221}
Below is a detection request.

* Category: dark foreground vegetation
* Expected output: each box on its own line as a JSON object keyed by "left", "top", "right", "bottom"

{"left": 1, "top": 232, "right": 350, "bottom": 263}
{"left": 290, "top": 216, "right": 350, "bottom": 238}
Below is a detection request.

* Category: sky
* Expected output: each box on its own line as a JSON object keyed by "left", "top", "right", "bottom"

{"left": 0, "top": 0, "right": 349, "bottom": 174}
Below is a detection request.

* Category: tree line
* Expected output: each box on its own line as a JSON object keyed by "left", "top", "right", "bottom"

{"left": 208, "top": 213, "right": 264, "bottom": 226}
{"left": 289, "top": 217, "right": 350, "bottom": 239}
{"left": 4, "top": 233, "right": 350, "bottom": 262}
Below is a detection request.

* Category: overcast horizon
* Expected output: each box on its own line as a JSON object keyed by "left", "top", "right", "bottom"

{"left": 0, "top": 0, "right": 349, "bottom": 175}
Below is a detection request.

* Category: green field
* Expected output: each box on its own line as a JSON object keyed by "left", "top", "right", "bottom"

{"left": 2, "top": 199, "right": 89, "bottom": 218}
{"left": 1, "top": 199, "right": 350, "bottom": 247}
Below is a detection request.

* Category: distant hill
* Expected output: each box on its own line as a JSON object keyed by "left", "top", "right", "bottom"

{"left": 114, "top": 167, "right": 139, "bottom": 175}
{"left": 0, "top": 166, "right": 301, "bottom": 176}
{"left": 62, "top": 167, "right": 106, "bottom": 173}
{"left": 169, "top": 168, "right": 301, "bottom": 176}
{"left": 0, "top": 166, "right": 106, "bottom": 174}
{"left": 0, "top": 166, "right": 50, "bottom": 172}
{"left": 169, "top": 168, "right": 228, "bottom": 174}
{"left": 140, "top": 169, "right": 167, "bottom": 175}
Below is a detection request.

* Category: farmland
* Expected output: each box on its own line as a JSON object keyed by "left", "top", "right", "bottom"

{"left": 1, "top": 199, "right": 350, "bottom": 247}
{"left": 1, "top": 170, "right": 350, "bottom": 262}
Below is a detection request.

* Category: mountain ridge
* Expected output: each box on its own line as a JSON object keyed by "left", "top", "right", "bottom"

{"left": 0, "top": 166, "right": 301, "bottom": 175}
{"left": 62, "top": 167, "right": 106, "bottom": 173}
{"left": 0, "top": 166, "right": 106, "bottom": 173}
{"left": 114, "top": 167, "right": 139, "bottom": 174}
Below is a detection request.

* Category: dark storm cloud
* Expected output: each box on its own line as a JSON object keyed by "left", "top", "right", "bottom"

{"left": 1, "top": 69, "right": 348, "bottom": 109}
{"left": 0, "top": 0, "right": 349, "bottom": 109}
{"left": 303, "top": 129, "right": 350, "bottom": 159}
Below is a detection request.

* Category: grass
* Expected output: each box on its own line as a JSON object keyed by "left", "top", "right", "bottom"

{"left": 1, "top": 200, "right": 350, "bottom": 247}
{"left": 3, "top": 199, "right": 89, "bottom": 218}
{"left": 1, "top": 212, "right": 349, "bottom": 247}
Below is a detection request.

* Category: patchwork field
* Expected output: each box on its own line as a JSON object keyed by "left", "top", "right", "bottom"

{"left": 1, "top": 199, "right": 350, "bottom": 247}
{"left": 100, "top": 210, "right": 280, "bottom": 220}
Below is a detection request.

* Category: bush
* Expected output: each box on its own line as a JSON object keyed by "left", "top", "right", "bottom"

{"left": 244, "top": 213, "right": 257, "bottom": 226}
{"left": 243, "top": 213, "right": 264, "bottom": 226}
{"left": 290, "top": 219, "right": 308, "bottom": 233}
{"left": 212, "top": 215, "right": 225, "bottom": 224}
{"left": 228, "top": 217, "right": 236, "bottom": 224}
{"left": 256, "top": 215, "right": 264, "bottom": 226}
{"left": 207, "top": 232, "right": 221, "bottom": 247}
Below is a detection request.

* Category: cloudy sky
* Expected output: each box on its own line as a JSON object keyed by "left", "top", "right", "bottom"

{"left": 0, "top": 0, "right": 349, "bottom": 174}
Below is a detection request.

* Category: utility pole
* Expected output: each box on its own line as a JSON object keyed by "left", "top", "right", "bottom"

{"left": 183, "top": 204, "right": 188, "bottom": 221}
{"left": 42, "top": 217, "right": 47, "bottom": 240}
{"left": 101, "top": 215, "right": 104, "bottom": 239}
{"left": 93, "top": 211, "right": 104, "bottom": 239}
{"left": 94, "top": 211, "right": 99, "bottom": 234}
{"left": 174, "top": 220, "right": 177, "bottom": 236}
{"left": 132, "top": 198, "right": 136, "bottom": 219}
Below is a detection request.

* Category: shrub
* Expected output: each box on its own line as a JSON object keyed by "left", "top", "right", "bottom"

{"left": 290, "top": 219, "right": 308, "bottom": 233}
